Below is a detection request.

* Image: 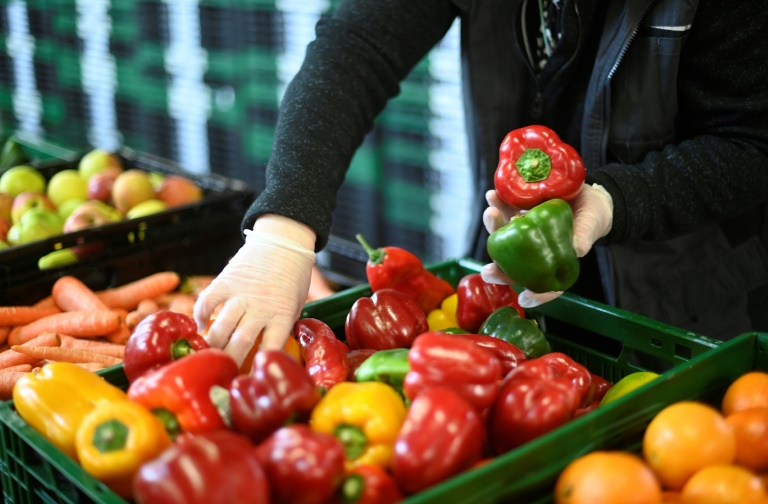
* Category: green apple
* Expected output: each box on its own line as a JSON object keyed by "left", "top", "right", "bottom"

{"left": 7, "top": 207, "right": 64, "bottom": 246}
{"left": 63, "top": 200, "right": 122, "bottom": 233}
{"left": 0, "top": 165, "right": 46, "bottom": 197}
{"left": 57, "top": 197, "right": 87, "bottom": 220}
{"left": 11, "top": 191, "right": 56, "bottom": 225}
{"left": 148, "top": 171, "right": 165, "bottom": 191}
{"left": 38, "top": 248, "right": 79, "bottom": 270}
{"left": 126, "top": 198, "right": 167, "bottom": 219}
{"left": 47, "top": 169, "right": 89, "bottom": 208}
{"left": 78, "top": 149, "right": 123, "bottom": 182}
{"left": 111, "top": 169, "right": 156, "bottom": 215}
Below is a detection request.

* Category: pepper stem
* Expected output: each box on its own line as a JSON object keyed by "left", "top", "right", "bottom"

{"left": 152, "top": 408, "right": 182, "bottom": 440}
{"left": 92, "top": 419, "right": 129, "bottom": 453}
{"left": 355, "top": 233, "right": 385, "bottom": 265}
{"left": 340, "top": 474, "right": 365, "bottom": 504}
{"left": 515, "top": 148, "right": 552, "bottom": 182}
{"left": 171, "top": 339, "right": 196, "bottom": 361}
{"left": 334, "top": 423, "right": 368, "bottom": 461}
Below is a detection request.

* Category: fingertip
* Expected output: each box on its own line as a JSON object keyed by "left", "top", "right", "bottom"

{"left": 260, "top": 324, "right": 293, "bottom": 352}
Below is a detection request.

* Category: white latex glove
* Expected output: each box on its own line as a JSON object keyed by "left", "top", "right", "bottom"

{"left": 193, "top": 215, "right": 316, "bottom": 366}
{"left": 481, "top": 183, "right": 613, "bottom": 308}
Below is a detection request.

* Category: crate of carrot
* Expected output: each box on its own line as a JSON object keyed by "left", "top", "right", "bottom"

{"left": 0, "top": 145, "right": 253, "bottom": 306}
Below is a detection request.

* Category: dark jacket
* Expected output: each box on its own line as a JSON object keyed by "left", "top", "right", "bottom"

{"left": 246, "top": 0, "right": 768, "bottom": 339}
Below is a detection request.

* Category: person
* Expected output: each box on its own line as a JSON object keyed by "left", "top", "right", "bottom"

{"left": 194, "top": 0, "right": 768, "bottom": 366}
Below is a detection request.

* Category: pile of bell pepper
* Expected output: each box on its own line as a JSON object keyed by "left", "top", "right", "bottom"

{"left": 10, "top": 243, "right": 614, "bottom": 503}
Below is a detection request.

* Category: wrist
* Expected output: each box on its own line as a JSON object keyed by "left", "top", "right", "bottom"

{"left": 252, "top": 214, "right": 317, "bottom": 251}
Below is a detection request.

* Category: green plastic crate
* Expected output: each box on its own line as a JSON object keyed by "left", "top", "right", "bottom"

{"left": 0, "top": 259, "right": 724, "bottom": 503}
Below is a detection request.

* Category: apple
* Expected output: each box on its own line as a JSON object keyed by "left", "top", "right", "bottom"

{"left": 157, "top": 175, "right": 203, "bottom": 208}
{"left": 148, "top": 171, "right": 165, "bottom": 191}
{"left": 125, "top": 199, "right": 167, "bottom": 219}
{"left": 63, "top": 200, "right": 122, "bottom": 233}
{"left": 0, "top": 193, "right": 13, "bottom": 221}
{"left": 57, "top": 197, "right": 87, "bottom": 220}
{"left": 78, "top": 149, "right": 124, "bottom": 182}
{"left": 7, "top": 207, "right": 64, "bottom": 246}
{"left": 0, "top": 165, "right": 46, "bottom": 197}
{"left": 47, "top": 169, "right": 89, "bottom": 208}
{"left": 0, "top": 216, "right": 10, "bottom": 242}
{"left": 0, "top": 239, "right": 8, "bottom": 250}
{"left": 11, "top": 191, "right": 56, "bottom": 225}
{"left": 111, "top": 169, "right": 156, "bottom": 215}
{"left": 87, "top": 169, "right": 120, "bottom": 203}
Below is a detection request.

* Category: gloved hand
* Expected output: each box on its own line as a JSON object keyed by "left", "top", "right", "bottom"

{"left": 482, "top": 183, "right": 613, "bottom": 308}
{"left": 193, "top": 215, "right": 317, "bottom": 366}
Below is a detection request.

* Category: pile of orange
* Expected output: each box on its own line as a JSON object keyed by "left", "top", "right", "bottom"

{"left": 554, "top": 371, "right": 768, "bottom": 504}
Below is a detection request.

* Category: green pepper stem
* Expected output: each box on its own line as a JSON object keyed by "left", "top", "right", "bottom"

{"left": 340, "top": 474, "right": 365, "bottom": 504}
{"left": 515, "top": 148, "right": 552, "bottom": 182}
{"left": 355, "top": 233, "right": 384, "bottom": 265}
{"left": 334, "top": 423, "right": 368, "bottom": 461}
{"left": 92, "top": 419, "right": 129, "bottom": 453}
{"left": 152, "top": 408, "right": 181, "bottom": 440}
{"left": 171, "top": 339, "right": 196, "bottom": 360}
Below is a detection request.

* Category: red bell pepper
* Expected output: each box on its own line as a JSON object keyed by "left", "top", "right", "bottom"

{"left": 575, "top": 373, "right": 612, "bottom": 418}
{"left": 356, "top": 234, "right": 455, "bottom": 314}
{"left": 230, "top": 350, "right": 321, "bottom": 444}
{"left": 133, "top": 430, "right": 269, "bottom": 504}
{"left": 345, "top": 288, "right": 429, "bottom": 350}
{"left": 494, "top": 125, "right": 586, "bottom": 209}
{"left": 127, "top": 348, "right": 239, "bottom": 437}
{"left": 456, "top": 273, "right": 524, "bottom": 333}
{"left": 256, "top": 424, "right": 347, "bottom": 504}
{"left": 404, "top": 331, "right": 502, "bottom": 411}
{"left": 486, "top": 352, "right": 593, "bottom": 454}
{"left": 452, "top": 333, "right": 527, "bottom": 376}
{"left": 294, "top": 318, "right": 350, "bottom": 391}
{"left": 123, "top": 310, "right": 209, "bottom": 383}
{"left": 392, "top": 387, "right": 484, "bottom": 494}
{"left": 336, "top": 465, "right": 404, "bottom": 504}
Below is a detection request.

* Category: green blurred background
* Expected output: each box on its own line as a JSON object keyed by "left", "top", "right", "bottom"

{"left": 0, "top": 0, "right": 474, "bottom": 284}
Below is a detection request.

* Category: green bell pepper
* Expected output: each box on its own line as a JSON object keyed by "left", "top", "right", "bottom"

{"left": 438, "top": 327, "right": 470, "bottom": 334}
{"left": 477, "top": 306, "right": 551, "bottom": 359}
{"left": 354, "top": 348, "right": 410, "bottom": 398}
{"left": 486, "top": 198, "right": 579, "bottom": 293}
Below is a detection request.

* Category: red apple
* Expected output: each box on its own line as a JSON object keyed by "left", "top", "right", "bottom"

{"left": 11, "top": 191, "right": 57, "bottom": 225}
{"left": 0, "top": 216, "right": 10, "bottom": 242}
{"left": 111, "top": 169, "right": 156, "bottom": 215}
{"left": 88, "top": 169, "right": 120, "bottom": 203}
{"left": 63, "top": 200, "right": 122, "bottom": 233}
{"left": 0, "top": 193, "right": 13, "bottom": 222}
{"left": 157, "top": 175, "right": 203, "bottom": 208}
{"left": 78, "top": 149, "right": 124, "bottom": 182}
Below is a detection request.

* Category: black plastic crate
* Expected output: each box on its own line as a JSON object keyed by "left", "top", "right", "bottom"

{"left": 0, "top": 147, "right": 254, "bottom": 305}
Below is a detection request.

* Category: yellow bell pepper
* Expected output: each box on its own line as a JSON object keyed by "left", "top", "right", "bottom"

{"left": 13, "top": 362, "right": 127, "bottom": 460}
{"left": 75, "top": 399, "right": 172, "bottom": 498}
{"left": 426, "top": 293, "right": 459, "bottom": 331}
{"left": 310, "top": 381, "right": 406, "bottom": 470}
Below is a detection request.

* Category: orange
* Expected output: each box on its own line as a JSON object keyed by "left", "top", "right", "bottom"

{"left": 661, "top": 491, "right": 683, "bottom": 503}
{"left": 726, "top": 407, "right": 768, "bottom": 472}
{"left": 722, "top": 372, "right": 768, "bottom": 416}
{"left": 554, "top": 451, "right": 662, "bottom": 504}
{"left": 643, "top": 401, "right": 736, "bottom": 490}
{"left": 680, "top": 464, "right": 767, "bottom": 504}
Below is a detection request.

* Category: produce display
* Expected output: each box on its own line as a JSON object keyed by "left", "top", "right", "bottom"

{"left": 0, "top": 139, "right": 204, "bottom": 270}
{"left": 553, "top": 371, "right": 768, "bottom": 504}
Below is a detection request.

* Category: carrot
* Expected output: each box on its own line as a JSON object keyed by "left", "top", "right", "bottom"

{"left": 168, "top": 293, "right": 196, "bottom": 316}
{"left": 125, "top": 299, "right": 160, "bottom": 330}
{"left": 52, "top": 276, "right": 110, "bottom": 312}
{"left": 10, "top": 345, "right": 122, "bottom": 366}
{"left": 0, "top": 332, "right": 61, "bottom": 370}
{"left": 0, "top": 326, "right": 9, "bottom": 346}
{"left": 97, "top": 272, "right": 181, "bottom": 311}
{"left": 34, "top": 296, "right": 56, "bottom": 308}
{"left": 10, "top": 311, "right": 123, "bottom": 346}
{"left": 59, "top": 335, "right": 125, "bottom": 359}
{"left": 0, "top": 305, "right": 62, "bottom": 326}
{"left": 105, "top": 323, "right": 131, "bottom": 345}
{"left": 0, "top": 372, "right": 28, "bottom": 400}
{"left": 1, "top": 364, "right": 33, "bottom": 373}
{"left": 180, "top": 275, "right": 215, "bottom": 297}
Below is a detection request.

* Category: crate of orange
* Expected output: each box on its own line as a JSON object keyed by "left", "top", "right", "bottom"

{"left": 0, "top": 259, "right": 723, "bottom": 504}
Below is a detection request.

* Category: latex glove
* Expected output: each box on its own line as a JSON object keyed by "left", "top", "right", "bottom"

{"left": 481, "top": 183, "right": 613, "bottom": 308}
{"left": 193, "top": 215, "right": 316, "bottom": 366}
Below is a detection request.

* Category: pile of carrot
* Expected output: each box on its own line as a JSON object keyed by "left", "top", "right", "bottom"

{"left": 0, "top": 271, "right": 213, "bottom": 400}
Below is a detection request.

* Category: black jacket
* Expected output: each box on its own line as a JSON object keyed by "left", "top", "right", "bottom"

{"left": 246, "top": 0, "right": 768, "bottom": 338}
